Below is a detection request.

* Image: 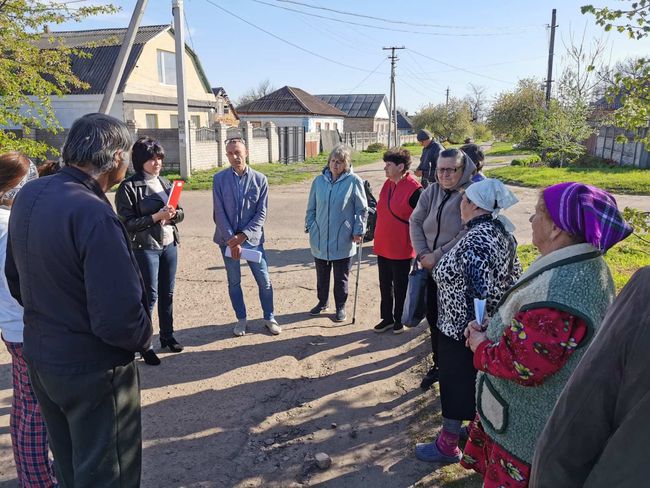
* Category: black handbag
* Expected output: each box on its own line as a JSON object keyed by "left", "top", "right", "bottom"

{"left": 401, "top": 259, "right": 427, "bottom": 327}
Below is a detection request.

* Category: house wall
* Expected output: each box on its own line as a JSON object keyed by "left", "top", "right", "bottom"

{"left": 238, "top": 114, "right": 344, "bottom": 132}
{"left": 20, "top": 94, "right": 125, "bottom": 129}
{"left": 124, "top": 31, "right": 214, "bottom": 105}
{"left": 130, "top": 107, "right": 211, "bottom": 129}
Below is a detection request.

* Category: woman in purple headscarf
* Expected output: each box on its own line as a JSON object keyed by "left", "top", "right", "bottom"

{"left": 460, "top": 182, "right": 633, "bottom": 488}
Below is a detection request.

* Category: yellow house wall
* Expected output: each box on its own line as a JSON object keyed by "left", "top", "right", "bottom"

{"left": 124, "top": 31, "right": 214, "bottom": 103}
{"left": 132, "top": 109, "right": 209, "bottom": 129}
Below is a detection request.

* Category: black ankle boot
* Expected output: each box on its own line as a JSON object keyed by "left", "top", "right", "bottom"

{"left": 161, "top": 336, "right": 184, "bottom": 353}
{"left": 420, "top": 366, "right": 439, "bottom": 391}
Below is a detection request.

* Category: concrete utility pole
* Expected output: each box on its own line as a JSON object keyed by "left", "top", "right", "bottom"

{"left": 173, "top": 0, "right": 191, "bottom": 178}
{"left": 545, "top": 8, "right": 558, "bottom": 108}
{"left": 445, "top": 87, "right": 450, "bottom": 107}
{"left": 99, "top": 0, "right": 148, "bottom": 114}
{"left": 383, "top": 46, "right": 404, "bottom": 148}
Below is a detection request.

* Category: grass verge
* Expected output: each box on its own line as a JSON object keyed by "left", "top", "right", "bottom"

{"left": 517, "top": 234, "right": 649, "bottom": 291}
{"left": 484, "top": 141, "right": 535, "bottom": 157}
{"left": 164, "top": 146, "right": 423, "bottom": 189}
{"left": 486, "top": 165, "right": 650, "bottom": 195}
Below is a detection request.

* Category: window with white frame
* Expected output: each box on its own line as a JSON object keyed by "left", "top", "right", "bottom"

{"left": 333, "top": 123, "right": 338, "bottom": 130}
{"left": 315, "top": 122, "right": 321, "bottom": 131}
{"left": 170, "top": 114, "right": 178, "bottom": 128}
{"left": 190, "top": 115, "right": 201, "bottom": 128}
{"left": 157, "top": 50, "right": 177, "bottom": 85}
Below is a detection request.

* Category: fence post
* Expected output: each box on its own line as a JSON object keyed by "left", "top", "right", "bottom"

{"left": 266, "top": 122, "right": 278, "bottom": 163}
{"left": 215, "top": 122, "right": 227, "bottom": 167}
{"left": 240, "top": 121, "right": 253, "bottom": 163}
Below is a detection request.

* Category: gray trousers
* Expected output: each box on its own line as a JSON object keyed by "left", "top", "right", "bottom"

{"left": 27, "top": 360, "right": 142, "bottom": 488}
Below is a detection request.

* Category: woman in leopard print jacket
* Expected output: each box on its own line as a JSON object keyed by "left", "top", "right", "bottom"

{"left": 415, "top": 178, "right": 521, "bottom": 466}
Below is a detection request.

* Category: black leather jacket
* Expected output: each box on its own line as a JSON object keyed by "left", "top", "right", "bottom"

{"left": 115, "top": 173, "right": 185, "bottom": 250}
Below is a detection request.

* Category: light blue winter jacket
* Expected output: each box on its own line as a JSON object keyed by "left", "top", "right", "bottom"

{"left": 305, "top": 166, "right": 368, "bottom": 261}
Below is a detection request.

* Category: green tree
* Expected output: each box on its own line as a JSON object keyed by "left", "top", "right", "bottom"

{"left": 582, "top": 1, "right": 650, "bottom": 144}
{"left": 533, "top": 100, "right": 594, "bottom": 166}
{"left": 0, "top": 0, "right": 117, "bottom": 157}
{"left": 411, "top": 98, "right": 473, "bottom": 143}
{"left": 487, "top": 78, "right": 545, "bottom": 143}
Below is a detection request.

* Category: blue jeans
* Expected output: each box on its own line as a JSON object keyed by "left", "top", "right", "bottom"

{"left": 133, "top": 244, "right": 178, "bottom": 339}
{"left": 219, "top": 242, "right": 274, "bottom": 321}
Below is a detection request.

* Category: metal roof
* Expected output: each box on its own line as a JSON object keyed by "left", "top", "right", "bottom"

{"left": 37, "top": 24, "right": 169, "bottom": 49}
{"left": 38, "top": 25, "right": 212, "bottom": 96}
{"left": 237, "top": 86, "right": 346, "bottom": 117}
{"left": 315, "top": 94, "right": 387, "bottom": 118}
{"left": 397, "top": 111, "right": 413, "bottom": 130}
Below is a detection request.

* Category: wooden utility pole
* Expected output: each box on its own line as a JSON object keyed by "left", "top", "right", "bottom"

{"left": 545, "top": 8, "right": 558, "bottom": 107}
{"left": 383, "top": 46, "right": 404, "bottom": 148}
{"left": 99, "top": 0, "right": 148, "bottom": 114}
{"left": 173, "top": 0, "right": 191, "bottom": 178}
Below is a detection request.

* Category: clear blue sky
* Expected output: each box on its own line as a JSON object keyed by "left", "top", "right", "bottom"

{"left": 58, "top": 0, "right": 649, "bottom": 112}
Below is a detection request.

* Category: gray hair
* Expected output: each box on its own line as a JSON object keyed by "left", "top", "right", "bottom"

{"left": 328, "top": 143, "right": 352, "bottom": 171}
{"left": 62, "top": 113, "right": 132, "bottom": 175}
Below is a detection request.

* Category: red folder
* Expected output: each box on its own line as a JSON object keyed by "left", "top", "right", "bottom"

{"left": 166, "top": 180, "right": 184, "bottom": 209}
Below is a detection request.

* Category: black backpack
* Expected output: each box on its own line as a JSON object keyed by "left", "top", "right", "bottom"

{"left": 363, "top": 179, "right": 377, "bottom": 242}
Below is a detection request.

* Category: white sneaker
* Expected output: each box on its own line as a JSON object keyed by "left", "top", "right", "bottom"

{"left": 265, "top": 318, "right": 282, "bottom": 335}
{"left": 233, "top": 319, "right": 247, "bottom": 336}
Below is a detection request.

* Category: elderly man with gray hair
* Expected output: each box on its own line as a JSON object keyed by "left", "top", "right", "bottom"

{"left": 5, "top": 113, "right": 153, "bottom": 487}
{"left": 414, "top": 129, "right": 444, "bottom": 189}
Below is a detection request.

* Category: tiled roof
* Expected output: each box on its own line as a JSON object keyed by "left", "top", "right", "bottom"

{"left": 237, "top": 86, "right": 346, "bottom": 117}
{"left": 315, "top": 94, "right": 387, "bottom": 118}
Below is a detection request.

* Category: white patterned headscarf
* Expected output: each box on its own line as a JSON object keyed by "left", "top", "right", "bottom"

{"left": 0, "top": 160, "right": 38, "bottom": 206}
{"left": 465, "top": 178, "right": 518, "bottom": 232}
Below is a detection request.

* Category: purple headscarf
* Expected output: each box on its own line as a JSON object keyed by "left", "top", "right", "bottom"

{"left": 543, "top": 182, "right": 633, "bottom": 253}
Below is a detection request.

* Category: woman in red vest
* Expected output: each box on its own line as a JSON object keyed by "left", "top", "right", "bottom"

{"left": 373, "top": 148, "right": 423, "bottom": 334}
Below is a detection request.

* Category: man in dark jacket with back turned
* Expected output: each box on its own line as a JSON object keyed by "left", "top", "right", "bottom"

{"left": 5, "top": 113, "right": 152, "bottom": 487}
{"left": 414, "top": 129, "right": 444, "bottom": 189}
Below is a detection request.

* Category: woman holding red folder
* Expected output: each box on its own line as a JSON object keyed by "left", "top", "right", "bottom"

{"left": 116, "top": 137, "right": 185, "bottom": 365}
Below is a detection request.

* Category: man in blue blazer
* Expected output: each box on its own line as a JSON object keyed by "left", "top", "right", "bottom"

{"left": 212, "top": 138, "right": 280, "bottom": 336}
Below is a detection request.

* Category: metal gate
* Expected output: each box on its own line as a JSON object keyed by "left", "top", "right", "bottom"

{"left": 278, "top": 126, "right": 305, "bottom": 164}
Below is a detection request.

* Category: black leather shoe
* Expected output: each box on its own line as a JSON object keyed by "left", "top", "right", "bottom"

{"left": 161, "top": 337, "right": 184, "bottom": 353}
{"left": 420, "top": 366, "right": 439, "bottom": 391}
{"left": 142, "top": 349, "right": 161, "bottom": 366}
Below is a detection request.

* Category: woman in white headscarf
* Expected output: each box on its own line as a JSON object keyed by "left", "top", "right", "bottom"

{"left": 416, "top": 178, "right": 521, "bottom": 466}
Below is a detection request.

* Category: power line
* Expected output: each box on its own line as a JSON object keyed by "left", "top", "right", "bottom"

{"left": 408, "top": 48, "right": 514, "bottom": 85}
{"left": 275, "top": 0, "right": 541, "bottom": 31}
{"left": 251, "top": 0, "right": 536, "bottom": 37}
{"left": 349, "top": 58, "right": 387, "bottom": 92}
{"left": 203, "top": 0, "right": 378, "bottom": 73}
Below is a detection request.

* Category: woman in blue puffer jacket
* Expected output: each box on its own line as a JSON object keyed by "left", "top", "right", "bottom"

{"left": 305, "top": 144, "right": 368, "bottom": 322}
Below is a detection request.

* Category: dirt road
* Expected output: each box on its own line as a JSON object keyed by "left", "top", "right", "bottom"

{"left": 0, "top": 160, "right": 646, "bottom": 487}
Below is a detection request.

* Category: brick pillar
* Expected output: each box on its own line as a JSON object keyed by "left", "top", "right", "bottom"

{"left": 240, "top": 121, "right": 253, "bottom": 164}
{"left": 265, "top": 122, "right": 278, "bottom": 163}
{"left": 215, "top": 122, "right": 227, "bottom": 167}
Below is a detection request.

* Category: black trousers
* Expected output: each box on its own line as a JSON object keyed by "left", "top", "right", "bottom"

{"left": 27, "top": 360, "right": 142, "bottom": 488}
{"left": 426, "top": 275, "right": 439, "bottom": 368}
{"left": 377, "top": 255, "right": 412, "bottom": 323}
{"left": 315, "top": 257, "right": 352, "bottom": 309}
{"left": 438, "top": 331, "right": 478, "bottom": 421}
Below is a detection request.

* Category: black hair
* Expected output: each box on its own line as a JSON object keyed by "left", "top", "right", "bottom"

{"left": 460, "top": 143, "right": 485, "bottom": 172}
{"left": 132, "top": 137, "right": 165, "bottom": 173}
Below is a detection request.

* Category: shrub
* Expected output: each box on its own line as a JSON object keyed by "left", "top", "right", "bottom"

{"left": 365, "top": 142, "right": 387, "bottom": 153}
{"left": 401, "top": 142, "right": 419, "bottom": 147}
{"left": 574, "top": 154, "right": 618, "bottom": 168}
{"left": 510, "top": 154, "right": 542, "bottom": 166}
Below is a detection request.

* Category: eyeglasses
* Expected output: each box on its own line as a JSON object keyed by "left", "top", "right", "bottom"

{"left": 225, "top": 137, "right": 246, "bottom": 145}
{"left": 436, "top": 166, "right": 462, "bottom": 175}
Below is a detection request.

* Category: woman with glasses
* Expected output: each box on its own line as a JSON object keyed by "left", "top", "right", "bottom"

{"left": 305, "top": 144, "right": 368, "bottom": 323}
{"left": 409, "top": 148, "right": 476, "bottom": 390}
{"left": 116, "top": 137, "right": 185, "bottom": 365}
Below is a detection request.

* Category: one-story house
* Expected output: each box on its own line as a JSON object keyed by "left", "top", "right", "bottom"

{"left": 315, "top": 93, "right": 389, "bottom": 132}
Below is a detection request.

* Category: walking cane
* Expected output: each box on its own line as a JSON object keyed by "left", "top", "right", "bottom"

{"left": 351, "top": 238, "right": 363, "bottom": 324}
